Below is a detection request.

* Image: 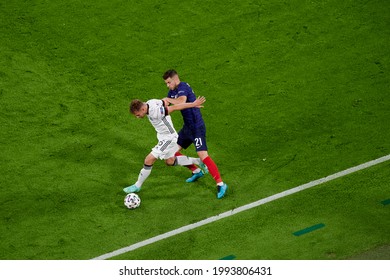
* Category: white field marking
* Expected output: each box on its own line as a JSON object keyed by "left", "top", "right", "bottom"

{"left": 92, "top": 154, "right": 390, "bottom": 260}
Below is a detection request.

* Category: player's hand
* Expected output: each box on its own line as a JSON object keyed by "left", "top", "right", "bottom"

{"left": 193, "top": 96, "right": 206, "bottom": 108}
{"left": 162, "top": 98, "right": 170, "bottom": 106}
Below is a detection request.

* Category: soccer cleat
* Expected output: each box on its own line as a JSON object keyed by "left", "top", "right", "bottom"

{"left": 123, "top": 184, "right": 141, "bottom": 193}
{"left": 185, "top": 171, "right": 204, "bottom": 183}
{"left": 199, "top": 162, "right": 209, "bottom": 174}
{"left": 217, "top": 183, "right": 228, "bottom": 199}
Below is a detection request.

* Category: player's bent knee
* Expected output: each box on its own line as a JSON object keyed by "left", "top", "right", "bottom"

{"left": 144, "top": 153, "right": 157, "bottom": 166}
{"left": 165, "top": 157, "right": 175, "bottom": 166}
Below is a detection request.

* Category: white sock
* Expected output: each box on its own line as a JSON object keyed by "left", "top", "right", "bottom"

{"left": 193, "top": 168, "right": 201, "bottom": 174}
{"left": 175, "top": 155, "right": 201, "bottom": 166}
{"left": 135, "top": 165, "right": 152, "bottom": 188}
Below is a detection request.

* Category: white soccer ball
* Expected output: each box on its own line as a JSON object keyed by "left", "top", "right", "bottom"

{"left": 124, "top": 193, "right": 141, "bottom": 209}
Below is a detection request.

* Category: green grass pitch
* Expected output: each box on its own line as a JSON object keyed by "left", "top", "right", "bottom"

{"left": 1, "top": 0, "right": 389, "bottom": 259}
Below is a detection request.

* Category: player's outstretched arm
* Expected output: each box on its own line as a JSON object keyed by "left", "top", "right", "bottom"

{"left": 163, "top": 96, "right": 187, "bottom": 105}
{"left": 167, "top": 96, "right": 206, "bottom": 115}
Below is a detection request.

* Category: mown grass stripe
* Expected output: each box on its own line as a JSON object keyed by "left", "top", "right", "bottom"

{"left": 293, "top": 223, "right": 325, "bottom": 236}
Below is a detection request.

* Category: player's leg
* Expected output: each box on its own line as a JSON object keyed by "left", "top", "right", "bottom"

{"left": 197, "top": 151, "right": 228, "bottom": 198}
{"left": 165, "top": 142, "right": 202, "bottom": 167}
{"left": 176, "top": 128, "right": 204, "bottom": 181}
{"left": 194, "top": 127, "right": 228, "bottom": 198}
{"left": 174, "top": 152, "right": 206, "bottom": 182}
{"left": 123, "top": 153, "right": 158, "bottom": 194}
{"left": 173, "top": 154, "right": 202, "bottom": 166}
{"left": 175, "top": 150, "right": 198, "bottom": 172}
{"left": 172, "top": 145, "right": 199, "bottom": 168}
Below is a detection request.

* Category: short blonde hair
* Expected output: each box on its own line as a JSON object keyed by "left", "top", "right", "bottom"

{"left": 129, "top": 99, "right": 144, "bottom": 114}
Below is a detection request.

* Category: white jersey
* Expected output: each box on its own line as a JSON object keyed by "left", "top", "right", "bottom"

{"left": 146, "top": 99, "right": 178, "bottom": 141}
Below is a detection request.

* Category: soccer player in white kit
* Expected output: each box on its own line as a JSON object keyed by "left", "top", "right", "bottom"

{"left": 123, "top": 96, "right": 207, "bottom": 193}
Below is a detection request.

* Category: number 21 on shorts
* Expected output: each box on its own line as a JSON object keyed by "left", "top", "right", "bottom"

{"left": 195, "top": 137, "right": 203, "bottom": 149}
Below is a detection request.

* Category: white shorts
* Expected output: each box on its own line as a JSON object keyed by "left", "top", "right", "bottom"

{"left": 151, "top": 138, "right": 179, "bottom": 160}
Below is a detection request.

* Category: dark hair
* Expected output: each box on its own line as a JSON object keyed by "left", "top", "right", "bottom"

{"left": 129, "top": 99, "right": 144, "bottom": 114}
{"left": 162, "top": 69, "right": 178, "bottom": 80}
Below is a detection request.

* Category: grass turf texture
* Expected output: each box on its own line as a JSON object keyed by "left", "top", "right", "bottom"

{"left": 112, "top": 162, "right": 390, "bottom": 260}
{"left": 0, "top": 0, "right": 389, "bottom": 259}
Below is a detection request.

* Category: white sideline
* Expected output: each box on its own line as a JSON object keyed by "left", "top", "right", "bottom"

{"left": 92, "top": 154, "right": 390, "bottom": 260}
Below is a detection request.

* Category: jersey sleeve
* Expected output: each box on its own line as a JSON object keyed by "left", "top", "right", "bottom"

{"left": 161, "top": 100, "right": 169, "bottom": 116}
{"left": 177, "top": 84, "right": 191, "bottom": 98}
{"left": 178, "top": 83, "right": 196, "bottom": 102}
{"left": 148, "top": 99, "right": 168, "bottom": 120}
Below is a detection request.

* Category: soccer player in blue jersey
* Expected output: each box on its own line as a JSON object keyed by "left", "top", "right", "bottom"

{"left": 162, "top": 69, "right": 228, "bottom": 199}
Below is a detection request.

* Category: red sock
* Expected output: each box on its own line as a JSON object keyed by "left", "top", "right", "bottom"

{"left": 175, "top": 152, "right": 198, "bottom": 172}
{"left": 202, "top": 156, "right": 222, "bottom": 184}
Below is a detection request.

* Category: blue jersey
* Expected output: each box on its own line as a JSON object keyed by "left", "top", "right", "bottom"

{"left": 167, "top": 82, "right": 205, "bottom": 129}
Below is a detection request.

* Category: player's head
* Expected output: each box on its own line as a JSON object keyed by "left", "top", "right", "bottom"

{"left": 163, "top": 69, "right": 180, "bottom": 90}
{"left": 129, "top": 99, "right": 147, "bottom": 118}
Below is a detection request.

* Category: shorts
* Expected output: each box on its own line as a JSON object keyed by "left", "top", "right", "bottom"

{"left": 177, "top": 125, "right": 208, "bottom": 152}
{"left": 151, "top": 138, "right": 179, "bottom": 160}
